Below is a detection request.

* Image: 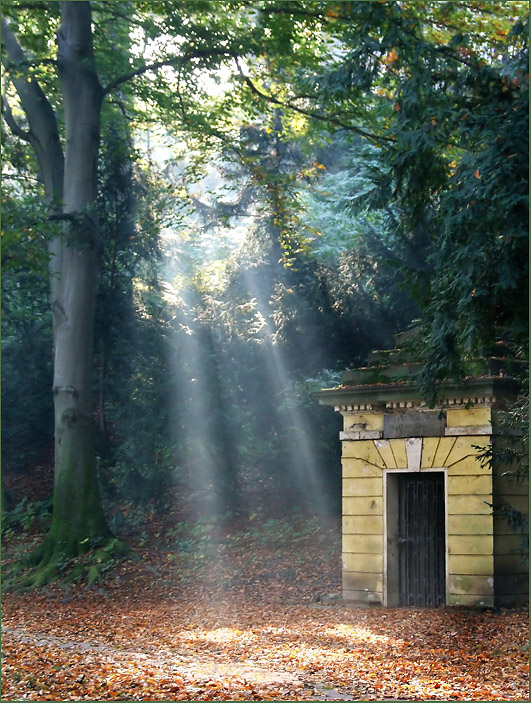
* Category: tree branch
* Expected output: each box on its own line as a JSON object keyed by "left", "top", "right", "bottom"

{"left": 1, "top": 15, "right": 64, "bottom": 202}
{"left": 107, "top": 93, "right": 134, "bottom": 121}
{"left": 1, "top": 94, "right": 31, "bottom": 142}
{"left": 102, "top": 49, "right": 237, "bottom": 97}
{"left": 244, "top": 1, "right": 351, "bottom": 23}
{"left": 234, "top": 59, "right": 395, "bottom": 144}
{"left": 48, "top": 212, "right": 80, "bottom": 222}
{"left": 255, "top": 5, "right": 332, "bottom": 22}
{"left": 3, "top": 57, "right": 58, "bottom": 70}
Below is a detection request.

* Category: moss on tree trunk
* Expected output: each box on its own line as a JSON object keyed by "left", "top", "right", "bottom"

{"left": 4, "top": 408, "right": 131, "bottom": 591}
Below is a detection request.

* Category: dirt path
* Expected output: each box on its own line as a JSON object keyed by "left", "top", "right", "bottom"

{"left": 1, "top": 624, "right": 357, "bottom": 700}
{"left": 2, "top": 592, "right": 528, "bottom": 702}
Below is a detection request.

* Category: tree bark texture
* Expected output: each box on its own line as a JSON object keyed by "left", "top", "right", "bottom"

{"left": 49, "top": 1, "right": 109, "bottom": 551}
{"left": 2, "top": 1, "right": 111, "bottom": 565}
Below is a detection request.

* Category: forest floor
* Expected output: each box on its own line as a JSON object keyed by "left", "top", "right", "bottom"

{"left": 1, "top": 512, "right": 529, "bottom": 702}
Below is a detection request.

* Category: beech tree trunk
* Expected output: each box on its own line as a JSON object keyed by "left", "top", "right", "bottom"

{"left": 48, "top": 1, "right": 110, "bottom": 554}
{"left": 2, "top": 2, "right": 112, "bottom": 574}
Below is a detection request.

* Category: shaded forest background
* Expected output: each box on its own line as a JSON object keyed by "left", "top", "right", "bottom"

{"left": 1, "top": 1, "right": 528, "bottom": 574}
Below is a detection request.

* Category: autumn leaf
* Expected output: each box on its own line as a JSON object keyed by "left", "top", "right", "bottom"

{"left": 1, "top": 516, "right": 528, "bottom": 702}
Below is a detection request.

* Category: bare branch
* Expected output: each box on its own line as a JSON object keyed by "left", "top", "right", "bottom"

{"left": 48, "top": 212, "right": 79, "bottom": 222}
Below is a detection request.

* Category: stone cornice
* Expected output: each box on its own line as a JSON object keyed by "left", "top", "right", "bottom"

{"left": 316, "top": 376, "right": 520, "bottom": 412}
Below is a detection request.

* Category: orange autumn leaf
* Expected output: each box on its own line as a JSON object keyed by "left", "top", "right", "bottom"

{"left": 1, "top": 517, "right": 528, "bottom": 702}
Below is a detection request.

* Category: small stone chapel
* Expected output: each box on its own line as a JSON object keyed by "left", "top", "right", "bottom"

{"left": 318, "top": 332, "right": 528, "bottom": 608}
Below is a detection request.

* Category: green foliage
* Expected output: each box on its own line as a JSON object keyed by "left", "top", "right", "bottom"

{"left": 476, "top": 363, "right": 529, "bottom": 561}
{"left": 2, "top": 0, "right": 528, "bottom": 562}
{"left": 242, "top": 2, "right": 529, "bottom": 386}
{"left": 1, "top": 180, "right": 56, "bottom": 471}
{"left": 1, "top": 498, "right": 52, "bottom": 540}
{"left": 377, "top": 9, "right": 529, "bottom": 385}
{"left": 300, "top": 134, "right": 420, "bottom": 340}
{"left": 3, "top": 534, "right": 130, "bottom": 591}
{"left": 93, "top": 118, "right": 181, "bottom": 511}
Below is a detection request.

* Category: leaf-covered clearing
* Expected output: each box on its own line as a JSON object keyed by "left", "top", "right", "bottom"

{"left": 1, "top": 519, "right": 528, "bottom": 701}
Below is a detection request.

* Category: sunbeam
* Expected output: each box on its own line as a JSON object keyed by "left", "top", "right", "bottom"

{"left": 239, "top": 264, "right": 334, "bottom": 517}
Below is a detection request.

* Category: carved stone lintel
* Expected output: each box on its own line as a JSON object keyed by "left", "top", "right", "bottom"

{"left": 384, "top": 412, "right": 445, "bottom": 439}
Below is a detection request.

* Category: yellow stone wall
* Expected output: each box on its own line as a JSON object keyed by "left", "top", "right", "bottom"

{"left": 446, "top": 407, "right": 491, "bottom": 427}
{"left": 492, "top": 431, "right": 529, "bottom": 605}
{"left": 343, "top": 413, "right": 384, "bottom": 431}
{"left": 339, "top": 405, "right": 518, "bottom": 607}
{"left": 445, "top": 436, "right": 494, "bottom": 606}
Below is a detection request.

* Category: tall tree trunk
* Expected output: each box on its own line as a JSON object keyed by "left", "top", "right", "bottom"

{"left": 2, "top": 2, "right": 123, "bottom": 587}
{"left": 46, "top": 1, "right": 110, "bottom": 556}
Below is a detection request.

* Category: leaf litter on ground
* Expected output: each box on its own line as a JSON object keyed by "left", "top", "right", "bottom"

{"left": 1, "top": 515, "right": 528, "bottom": 701}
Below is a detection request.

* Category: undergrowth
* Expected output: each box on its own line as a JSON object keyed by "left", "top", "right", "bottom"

{"left": 2, "top": 500, "right": 338, "bottom": 591}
